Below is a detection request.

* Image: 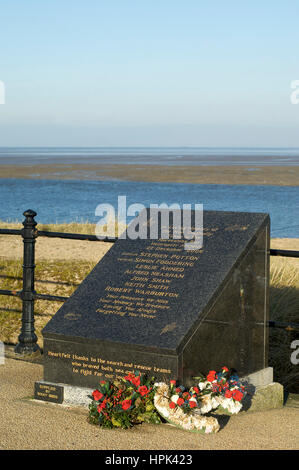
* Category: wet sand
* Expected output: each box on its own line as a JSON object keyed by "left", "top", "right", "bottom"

{"left": 0, "top": 163, "right": 299, "bottom": 185}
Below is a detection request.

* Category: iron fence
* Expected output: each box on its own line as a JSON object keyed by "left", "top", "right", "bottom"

{"left": 0, "top": 209, "right": 298, "bottom": 357}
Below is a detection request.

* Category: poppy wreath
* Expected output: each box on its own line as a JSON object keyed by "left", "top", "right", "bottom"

{"left": 89, "top": 367, "right": 246, "bottom": 431}
{"left": 154, "top": 367, "right": 246, "bottom": 433}
{"left": 88, "top": 372, "right": 161, "bottom": 429}
{"left": 166, "top": 367, "right": 246, "bottom": 417}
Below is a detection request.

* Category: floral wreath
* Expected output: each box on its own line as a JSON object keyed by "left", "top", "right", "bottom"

{"left": 88, "top": 367, "right": 246, "bottom": 433}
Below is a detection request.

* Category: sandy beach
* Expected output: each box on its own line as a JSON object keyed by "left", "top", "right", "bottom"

{"left": 0, "top": 163, "right": 299, "bottom": 185}
{"left": 0, "top": 233, "right": 298, "bottom": 263}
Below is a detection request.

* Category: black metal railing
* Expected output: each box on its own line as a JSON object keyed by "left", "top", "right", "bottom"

{"left": 0, "top": 210, "right": 115, "bottom": 356}
{"left": 0, "top": 209, "right": 298, "bottom": 356}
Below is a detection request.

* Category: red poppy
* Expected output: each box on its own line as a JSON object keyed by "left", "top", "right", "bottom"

{"left": 170, "top": 380, "right": 176, "bottom": 385}
{"left": 92, "top": 390, "right": 103, "bottom": 401}
{"left": 169, "top": 401, "right": 176, "bottom": 409}
{"left": 177, "top": 397, "right": 184, "bottom": 406}
{"left": 207, "top": 370, "right": 217, "bottom": 382}
{"left": 189, "top": 400, "right": 197, "bottom": 408}
{"left": 222, "top": 366, "right": 229, "bottom": 372}
{"left": 132, "top": 376, "right": 141, "bottom": 388}
{"left": 138, "top": 385, "right": 148, "bottom": 396}
{"left": 207, "top": 374, "right": 216, "bottom": 382}
{"left": 122, "top": 399, "right": 132, "bottom": 410}
{"left": 97, "top": 401, "right": 106, "bottom": 413}
{"left": 193, "top": 387, "right": 200, "bottom": 394}
{"left": 225, "top": 390, "right": 233, "bottom": 399}
{"left": 232, "top": 390, "right": 243, "bottom": 402}
{"left": 124, "top": 373, "right": 135, "bottom": 382}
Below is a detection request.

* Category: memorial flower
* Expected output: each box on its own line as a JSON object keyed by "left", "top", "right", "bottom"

{"left": 131, "top": 376, "right": 141, "bottom": 388}
{"left": 170, "top": 394, "right": 180, "bottom": 404}
{"left": 189, "top": 399, "right": 197, "bottom": 408}
{"left": 232, "top": 390, "right": 243, "bottom": 402}
{"left": 138, "top": 385, "right": 149, "bottom": 396}
{"left": 121, "top": 399, "right": 132, "bottom": 410}
{"left": 88, "top": 371, "right": 161, "bottom": 429}
{"left": 92, "top": 390, "right": 103, "bottom": 401}
{"left": 206, "top": 371, "right": 217, "bottom": 382}
{"left": 193, "top": 368, "right": 247, "bottom": 415}
{"left": 88, "top": 368, "right": 247, "bottom": 431}
{"left": 124, "top": 372, "right": 135, "bottom": 382}
{"left": 154, "top": 382, "right": 220, "bottom": 434}
{"left": 166, "top": 368, "right": 247, "bottom": 418}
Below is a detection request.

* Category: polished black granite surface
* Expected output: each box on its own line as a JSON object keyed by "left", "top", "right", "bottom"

{"left": 42, "top": 209, "right": 270, "bottom": 387}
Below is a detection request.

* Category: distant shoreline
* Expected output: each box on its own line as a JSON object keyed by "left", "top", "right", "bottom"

{"left": 0, "top": 163, "right": 299, "bottom": 186}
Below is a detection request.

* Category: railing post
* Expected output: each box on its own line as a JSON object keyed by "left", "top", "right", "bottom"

{"left": 15, "top": 210, "right": 41, "bottom": 356}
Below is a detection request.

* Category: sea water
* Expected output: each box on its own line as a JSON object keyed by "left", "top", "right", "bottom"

{"left": 0, "top": 178, "right": 298, "bottom": 238}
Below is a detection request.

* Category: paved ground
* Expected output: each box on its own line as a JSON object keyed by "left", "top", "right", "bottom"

{"left": 0, "top": 358, "right": 298, "bottom": 450}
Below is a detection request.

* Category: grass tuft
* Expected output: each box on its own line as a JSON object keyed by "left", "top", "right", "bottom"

{"left": 269, "top": 260, "right": 299, "bottom": 393}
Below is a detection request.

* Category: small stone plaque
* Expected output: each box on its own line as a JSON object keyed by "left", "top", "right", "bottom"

{"left": 34, "top": 381, "right": 64, "bottom": 404}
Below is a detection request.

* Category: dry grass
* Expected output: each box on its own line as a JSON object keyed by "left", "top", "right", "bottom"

{"left": 0, "top": 219, "right": 125, "bottom": 238}
{"left": 269, "top": 258, "right": 299, "bottom": 393}
{"left": 0, "top": 257, "right": 96, "bottom": 346}
{"left": 0, "top": 220, "right": 97, "bottom": 234}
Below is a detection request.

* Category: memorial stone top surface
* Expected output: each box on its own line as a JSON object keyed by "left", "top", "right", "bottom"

{"left": 42, "top": 209, "right": 270, "bottom": 386}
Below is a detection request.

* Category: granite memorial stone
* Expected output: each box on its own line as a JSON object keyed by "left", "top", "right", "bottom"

{"left": 42, "top": 209, "right": 270, "bottom": 389}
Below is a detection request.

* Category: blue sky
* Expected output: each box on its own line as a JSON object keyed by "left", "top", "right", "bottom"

{"left": 0, "top": 0, "right": 299, "bottom": 146}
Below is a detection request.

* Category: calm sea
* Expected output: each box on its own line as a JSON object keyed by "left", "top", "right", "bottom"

{"left": 0, "top": 147, "right": 298, "bottom": 238}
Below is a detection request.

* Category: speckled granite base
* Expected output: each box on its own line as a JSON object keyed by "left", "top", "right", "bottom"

{"left": 241, "top": 367, "right": 273, "bottom": 389}
{"left": 240, "top": 367, "right": 283, "bottom": 412}
{"left": 35, "top": 380, "right": 93, "bottom": 408}
{"left": 243, "top": 382, "right": 284, "bottom": 413}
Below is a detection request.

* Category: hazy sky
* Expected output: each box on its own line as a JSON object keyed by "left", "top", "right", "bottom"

{"left": 1, "top": 0, "right": 299, "bottom": 146}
